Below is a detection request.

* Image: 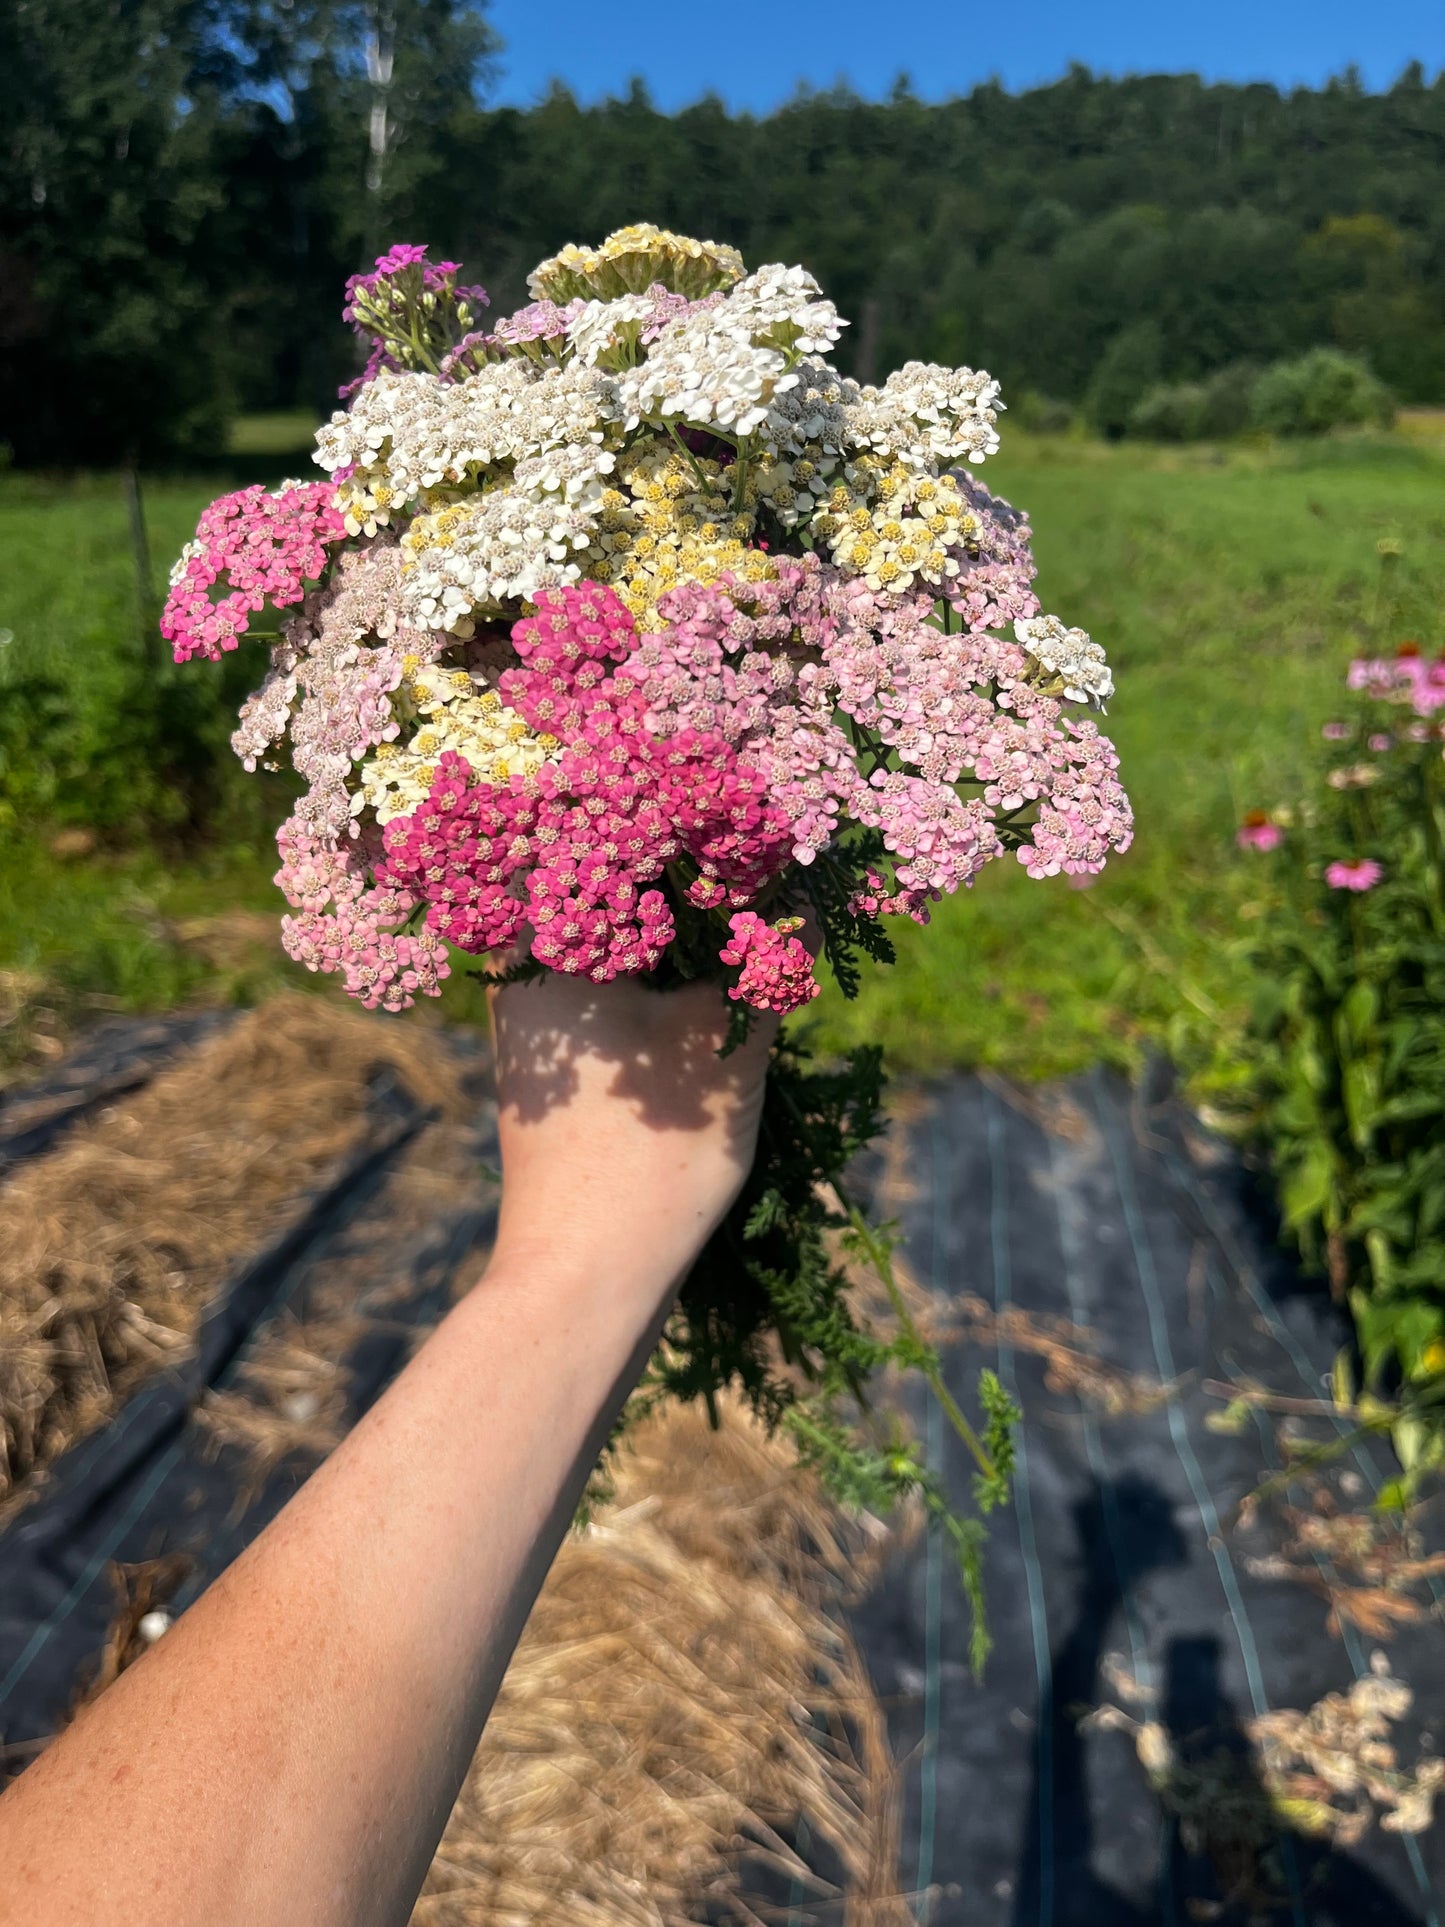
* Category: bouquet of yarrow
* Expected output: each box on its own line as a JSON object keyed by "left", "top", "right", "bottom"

{"left": 165, "top": 226, "right": 1132, "bottom": 1655}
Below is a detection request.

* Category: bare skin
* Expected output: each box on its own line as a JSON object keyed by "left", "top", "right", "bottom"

{"left": 0, "top": 972, "right": 776, "bottom": 1927}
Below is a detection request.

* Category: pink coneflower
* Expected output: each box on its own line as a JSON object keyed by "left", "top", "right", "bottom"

{"left": 1325, "top": 859, "right": 1383, "bottom": 892}
{"left": 1236, "top": 812, "right": 1283, "bottom": 852}
{"left": 1321, "top": 721, "right": 1350, "bottom": 741}
{"left": 1368, "top": 733, "right": 1392, "bottom": 753}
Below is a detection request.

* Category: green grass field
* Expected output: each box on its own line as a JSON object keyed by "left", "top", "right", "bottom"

{"left": 2, "top": 431, "right": 1441, "bottom": 1089}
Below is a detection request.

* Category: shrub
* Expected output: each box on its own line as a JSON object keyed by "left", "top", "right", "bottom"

{"left": 1011, "top": 390, "right": 1076, "bottom": 434}
{"left": 1085, "top": 320, "right": 1164, "bottom": 439}
{"left": 1240, "top": 644, "right": 1445, "bottom": 1490}
{"left": 1249, "top": 348, "right": 1395, "bottom": 437}
{"left": 0, "top": 640, "right": 277, "bottom": 840}
{"left": 1129, "top": 381, "right": 1211, "bottom": 442}
{"left": 1128, "top": 362, "right": 1263, "bottom": 441}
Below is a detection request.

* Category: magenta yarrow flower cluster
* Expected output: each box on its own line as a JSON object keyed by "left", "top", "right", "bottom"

{"left": 720, "top": 914, "right": 819, "bottom": 1014}
{"left": 162, "top": 483, "right": 347, "bottom": 663}
{"left": 170, "top": 227, "right": 1133, "bottom": 1017}
{"left": 376, "top": 584, "right": 793, "bottom": 985}
{"left": 341, "top": 243, "right": 489, "bottom": 397}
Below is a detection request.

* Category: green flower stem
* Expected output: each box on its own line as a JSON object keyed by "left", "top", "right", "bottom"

{"left": 731, "top": 439, "right": 754, "bottom": 513}
{"left": 833, "top": 1184, "right": 998, "bottom": 1484}
{"left": 662, "top": 419, "right": 711, "bottom": 493}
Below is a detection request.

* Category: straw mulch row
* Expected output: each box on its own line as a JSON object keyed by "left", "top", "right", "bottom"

{"left": 414, "top": 1397, "right": 908, "bottom": 1927}
{"left": 0, "top": 994, "right": 471, "bottom": 1521}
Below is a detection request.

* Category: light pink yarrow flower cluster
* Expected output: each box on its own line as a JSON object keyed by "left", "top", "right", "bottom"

{"left": 627, "top": 559, "right": 1131, "bottom": 917}
{"left": 162, "top": 484, "right": 347, "bottom": 664}
{"left": 276, "top": 818, "right": 450, "bottom": 1012}
{"left": 944, "top": 472, "right": 1041, "bottom": 632}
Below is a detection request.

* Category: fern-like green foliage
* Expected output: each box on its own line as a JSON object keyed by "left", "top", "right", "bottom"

{"left": 597, "top": 1038, "right": 1018, "bottom": 1670}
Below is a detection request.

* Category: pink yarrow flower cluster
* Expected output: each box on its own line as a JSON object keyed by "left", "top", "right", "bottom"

{"left": 377, "top": 585, "right": 796, "bottom": 989}
{"left": 276, "top": 816, "right": 450, "bottom": 1012}
{"left": 624, "top": 558, "right": 1131, "bottom": 920}
{"left": 162, "top": 483, "right": 347, "bottom": 663}
{"left": 944, "top": 473, "right": 1042, "bottom": 632}
{"left": 719, "top": 914, "right": 819, "bottom": 1014}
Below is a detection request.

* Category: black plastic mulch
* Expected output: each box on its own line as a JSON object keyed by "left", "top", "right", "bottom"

{"left": 0, "top": 1010, "right": 238, "bottom": 1176}
{"left": 853, "top": 1067, "right": 1443, "bottom": 1927}
{"left": 0, "top": 1032, "right": 1441, "bottom": 1926}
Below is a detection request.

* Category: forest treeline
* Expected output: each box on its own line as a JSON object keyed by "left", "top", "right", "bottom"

{"left": 4, "top": 0, "right": 1445, "bottom": 463}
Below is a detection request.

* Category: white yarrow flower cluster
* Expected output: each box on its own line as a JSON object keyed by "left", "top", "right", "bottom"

{"left": 762, "top": 360, "right": 854, "bottom": 454}
{"left": 724, "top": 264, "right": 845, "bottom": 357}
{"left": 317, "top": 361, "right": 618, "bottom": 498}
{"left": 847, "top": 362, "right": 1003, "bottom": 467}
{"left": 401, "top": 486, "right": 601, "bottom": 628}
{"left": 566, "top": 294, "right": 657, "bottom": 367}
{"left": 621, "top": 321, "right": 798, "bottom": 436}
{"left": 1014, "top": 614, "right": 1114, "bottom": 706}
{"left": 312, "top": 226, "right": 1014, "bottom": 620}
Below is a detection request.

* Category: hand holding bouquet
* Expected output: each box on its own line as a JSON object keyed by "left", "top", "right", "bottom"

{"left": 166, "top": 227, "right": 1132, "bottom": 1651}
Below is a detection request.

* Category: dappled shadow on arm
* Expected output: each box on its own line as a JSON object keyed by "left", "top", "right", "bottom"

{"left": 488, "top": 968, "right": 774, "bottom": 1139}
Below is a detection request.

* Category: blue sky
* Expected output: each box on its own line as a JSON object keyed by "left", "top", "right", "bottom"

{"left": 486, "top": 0, "right": 1442, "bottom": 113}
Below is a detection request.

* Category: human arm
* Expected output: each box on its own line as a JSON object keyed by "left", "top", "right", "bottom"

{"left": 0, "top": 974, "right": 775, "bottom": 1927}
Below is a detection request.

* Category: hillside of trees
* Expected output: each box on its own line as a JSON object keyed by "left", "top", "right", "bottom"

{"left": 4, "top": 0, "right": 1445, "bottom": 463}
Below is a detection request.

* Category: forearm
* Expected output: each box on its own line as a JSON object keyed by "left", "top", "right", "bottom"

{"left": 0, "top": 1242, "right": 675, "bottom": 1927}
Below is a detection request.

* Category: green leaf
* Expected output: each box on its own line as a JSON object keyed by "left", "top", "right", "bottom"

{"left": 1339, "top": 979, "right": 1380, "bottom": 1045}
{"left": 1280, "top": 1142, "right": 1334, "bottom": 1229}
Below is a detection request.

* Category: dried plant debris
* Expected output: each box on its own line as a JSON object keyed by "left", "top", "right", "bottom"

{"left": 70, "top": 1555, "right": 195, "bottom": 1714}
{"left": 196, "top": 1318, "right": 363, "bottom": 1507}
{"left": 1236, "top": 1478, "right": 1445, "bottom": 1641}
{"left": 195, "top": 1108, "right": 498, "bottom": 1504}
{"left": 1250, "top": 1656, "right": 1445, "bottom": 1845}
{"left": 0, "top": 994, "right": 473, "bottom": 1519}
{"left": 976, "top": 1069, "right": 1095, "bottom": 1145}
{"left": 949, "top": 1293, "right": 1171, "bottom": 1417}
{"left": 1091, "top": 1651, "right": 1443, "bottom": 1881}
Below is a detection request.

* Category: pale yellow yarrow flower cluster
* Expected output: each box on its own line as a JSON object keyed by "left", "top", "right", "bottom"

{"left": 529, "top": 223, "right": 745, "bottom": 304}
{"left": 585, "top": 445, "right": 775, "bottom": 624}
{"left": 810, "top": 458, "right": 979, "bottom": 595}
{"left": 336, "top": 476, "right": 398, "bottom": 539}
{"left": 354, "top": 663, "right": 558, "bottom": 822}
